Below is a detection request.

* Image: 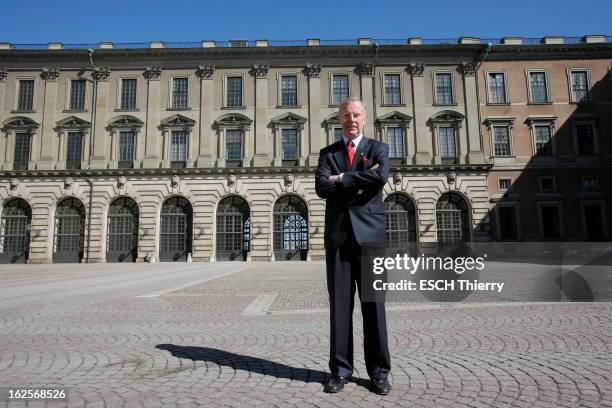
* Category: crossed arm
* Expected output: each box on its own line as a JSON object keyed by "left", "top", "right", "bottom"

{"left": 315, "top": 143, "right": 390, "bottom": 200}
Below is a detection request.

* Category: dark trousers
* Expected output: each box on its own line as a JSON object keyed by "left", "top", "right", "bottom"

{"left": 325, "top": 226, "right": 391, "bottom": 379}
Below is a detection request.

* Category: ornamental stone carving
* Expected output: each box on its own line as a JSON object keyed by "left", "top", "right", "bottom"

{"left": 92, "top": 66, "right": 111, "bottom": 81}
{"left": 460, "top": 62, "right": 477, "bottom": 76}
{"left": 9, "top": 178, "right": 19, "bottom": 190}
{"left": 406, "top": 62, "right": 425, "bottom": 77}
{"left": 284, "top": 173, "right": 294, "bottom": 187}
{"left": 117, "top": 176, "right": 127, "bottom": 189}
{"left": 227, "top": 174, "right": 236, "bottom": 187}
{"left": 355, "top": 63, "right": 374, "bottom": 77}
{"left": 171, "top": 174, "right": 180, "bottom": 188}
{"left": 250, "top": 65, "right": 269, "bottom": 79}
{"left": 196, "top": 65, "right": 215, "bottom": 79}
{"left": 393, "top": 173, "right": 402, "bottom": 185}
{"left": 447, "top": 172, "right": 456, "bottom": 186}
{"left": 64, "top": 177, "right": 73, "bottom": 189}
{"left": 144, "top": 66, "right": 162, "bottom": 80}
{"left": 0, "top": 67, "right": 7, "bottom": 81}
{"left": 303, "top": 63, "right": 321, "bottom": 78}
{"left": 41, "top": 67, "right": 60, "bottom": 81}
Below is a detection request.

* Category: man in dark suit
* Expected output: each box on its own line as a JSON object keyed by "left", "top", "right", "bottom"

{"left": 315, "top": 98, "right": 391, "bottom": 394}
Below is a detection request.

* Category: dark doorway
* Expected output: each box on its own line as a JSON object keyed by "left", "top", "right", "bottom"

{"left": 160, "top": 197, "right": 193, "bottom": 262}
{"left": 106, "top": 197, "right": 139, "bottom": 262}
{"left": 0, "top": 198, "right": 31, "bottom": 264}
{"left": 53, "top": 198, "right": 86, "bottom": 263}
{"left": 273, "top": 195, "right": 308, "bottom": 261}
{"left": 216, "top": 196, "right": 250, "bottom": 261}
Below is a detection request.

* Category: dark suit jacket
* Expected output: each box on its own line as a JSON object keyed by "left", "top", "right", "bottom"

{"left": 315, "top": 137, "right": 390, "bottom": 248}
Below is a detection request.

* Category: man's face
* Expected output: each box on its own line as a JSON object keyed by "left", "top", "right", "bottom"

{"left": 339, "top": 101, "right": 366, "bottom": 139}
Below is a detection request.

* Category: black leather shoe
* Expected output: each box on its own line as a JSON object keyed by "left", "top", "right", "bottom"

{"left": 324, "top": 376, "right": 348, "bottom": 393}
{"left": 371, "top": 378, "right": 391, "bottom": 395}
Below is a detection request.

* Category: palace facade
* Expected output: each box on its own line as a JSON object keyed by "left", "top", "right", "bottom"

{"left": 0, "top": 36, "right": 610, "bottom": 263}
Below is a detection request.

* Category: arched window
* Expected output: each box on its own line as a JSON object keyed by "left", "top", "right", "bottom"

{"left": 216, "top": 196, "right": 250, "bottom": 261}
{"left": 384, "top": 194, "right": 417, "bottom": 248}
{"left": 0, "top": 198, "right": 31, "bottom": 263}
{"left": 53, "top": 198, "right": 86, "bottom": 263}
{"left": 160, "top": 197, "right": 193, "bottom": 262}
{"left": 106, "top": 197, "right": 139, "bottom": 262}
{"left": 273, "top": 196, "right": 308, "bottom": 261}
{"left": 436, "top": 193, "right": 470, "bottom": 243}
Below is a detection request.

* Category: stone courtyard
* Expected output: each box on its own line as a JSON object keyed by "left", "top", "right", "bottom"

{"left": 0, "top": 262, "right": 611, "bottom": 407}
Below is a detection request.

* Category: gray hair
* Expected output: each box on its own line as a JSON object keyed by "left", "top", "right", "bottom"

{"left": 339, "top": 98, "right": 366, "bottom": 114}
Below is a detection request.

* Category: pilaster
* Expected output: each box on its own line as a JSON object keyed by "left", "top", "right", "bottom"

{"left": 461, "top": 63, "right": 485, "bottom": 164}
{"left": 356, "top": 64, "right": 376, "bottom": 139}
{"left": 37, "top": 67, "right": 60, "bottom": 170}
{"left": 251, "top": 65, "right": 270, "bottom": 167}
{"left": 196, "top": 65, "right": 215, "bottom": 167}
{"left": 90, "top": 67, "right": 111, "bottom": 169}
{"left": 408, "top": 63, "right": 432, "bottom": 164}
{"left": 143, "top": 67, "right": 162, "bottom": 168}
{"left": 305, "top": 64, "right": 322, "bottom": 164}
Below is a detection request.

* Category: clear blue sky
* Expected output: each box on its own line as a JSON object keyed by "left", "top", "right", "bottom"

{"left": 2, "top": 0, "right": 609, "bottom": 43}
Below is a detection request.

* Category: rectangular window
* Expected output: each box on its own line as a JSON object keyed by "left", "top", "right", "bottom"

{"left": 570, "top": 70, "right": 589, "bottom": 102}
{"left": 435, "top": 73, "right": 453, "bottom": 104}
{"left": 226, "top": 77, "right": 243, "bottom": 107}
{"left": 492, "top": 126, "right": 511, "bottom": 156}
{"left": 282, "top": 128, "right": 298, "bottom": 161}
{"left": 13, "top": 132, "right": 31, "bottom": 170}
{"left": 226, "top": 129, "right": 242, "bottom": 160}
{"left": 280, "top": 75, "right": 297, "bottom": 106}
{"left": 534, "top": 125, "right": 552, "bottom": 155}
{"left": 529, "top": 72, "right": 548, "bottom": 103}
{"left": 17, "top": 80, "right": 34, "bottom": 111}
{"left": 170, "top": 130, "right": 187, "bottom": 162}
{"left": 582, "top": 176, "right": 599, "bottom": 191}
{"left": 540, "top": 177, "right": 556, "bottom": 192}
{"left": 488, "top": 73, "right": 507, "bottom": 104}
{"left": 69, "top": 79, "right": 86, "bottom": 110}
{"left": 120, "top": 79, "right": 137, "bottom": 110}
{"left": 334, "top": 128, "right": 343, "bottom": 142}
{"left": 576, "top": 123, "right": 595, "bottom": 155}
{"left": 66, "top": 132, "right": 83, "bottom": 169}
{"left": 384, "top": 74, "right": 401, "bottom": 105}
{"left": 119, "top": 131, "right": 135, "bottom": 167}
{"left": 439, "top": 126, "right": 457, "bottom": 163}
{"left": 498, "top": 206, "right": 518, "bottom": 240}
{"left": 387, "top": 127, "right": 404, "bottom": 158}
{"left": 498, "top": 178, "right": 512, "bottom": 191}
{"left": 583, "top": 204, "right": 605, "bottom": 240}
{"left": 332, "top": 74, "right": 349, "bottom": 106}
{"left": 540, "top": 204, "right": 562, "bottom": 240}
{"left": 172, "top": 78, "right": 189, "bottom": 108}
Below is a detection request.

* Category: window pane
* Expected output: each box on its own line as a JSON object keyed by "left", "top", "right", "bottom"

{"left": 534, "top": 126, "right": 552, "bottom": 155}
{"left": 13, "top": 132, "right": 31, "bottom": 168}
{"left": 387, "top": 127, "right": 404, "bottom": 158}
{"left": 282, "top": 128, "right": 298, "bottom": 160}
{"left": 226, "top": 130, "right": 242, "bottom": 160}
{"left": 66, "top": 132, "right": 83, "bottom": 163}
{"left": 334, "top": 128, "right": 343, "bottom": 141}
{"left": 18, "top": 80, "right": 34, "bottom": 111}
{"left": 121, "top": 79, "right": 137, "bottom": 109}
{"left": 435, "top": 73, "right": 453, "bottom": 104}
{"left": 170, "top": 130, "right": 187, "bottom": 161}
{"left": 281, "top": 76, "right": 297, "bottom": 106}
{"left": 576, "top": 124, "right": 595, "bottom": 155}
{"left": 488, "top": 73, "right": 506, "bottom": 104}
{"left": 332, "top": 75, "right": 349, "bottom": 105}
{"left": 69, "top": 80, "right": 86, "bottom": 110}
{"left": 384, "top": 74, "right": 401, "bottom": 104}
{"left": 439, "top": 126, "right": 456, "bottom": 160}
{"left": 119, "top": 131, "right": 135, "bottom": 161}
{"left": 530, "top": 72, "right": 548, "bottom": 103}
{"left": 172, "top": 78, "right": 188, "bottom": 108}
{"left": 493, "top": 126, "right": 511, "bottom": 156}
{"left": 571, "top": 71, "right": 588, "bottom": 102}
{"left": 226, "top": 77, "right": 243, "bottom": 107}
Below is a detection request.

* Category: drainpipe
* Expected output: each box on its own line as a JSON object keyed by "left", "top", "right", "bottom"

{"left": 85, "top": 177, "right": 93, "bottom": 263}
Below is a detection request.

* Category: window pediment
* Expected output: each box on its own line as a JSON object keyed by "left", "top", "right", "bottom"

{"left": 429, "top": 110, "right": 465, "bottom": 124}
{"left": 323, "top": 112, "right": 339, "bottom": 125}
{"left": 375, "top": 111, "right": 412, "bottom": 126}
{"left": 214, "top": 113, "right": 252, "bottom": 130}
{"left": 107, "top": 115, "right": 144, "bottom": 129}
{"left": 56, "top": 116, "right": 91, "bottom": 130}
{"left": 2, "top": 116, "right": 40, "bottom": 131}
{"left": 160, "top": 114, "right": 196, "bottom": 128}
{"left": 270, "top": 112, "right": 307, "bottom": 127}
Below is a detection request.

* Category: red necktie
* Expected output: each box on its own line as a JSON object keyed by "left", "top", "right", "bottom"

{"left": 346, "top": 140, "right": 355, "bottom": 169}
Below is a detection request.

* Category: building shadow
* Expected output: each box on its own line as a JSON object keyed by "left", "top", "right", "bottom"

{"left": 155, "top": 344, "right": 371, "bottom": 389}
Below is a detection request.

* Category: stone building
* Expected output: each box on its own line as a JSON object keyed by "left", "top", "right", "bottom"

{"left": 0, "top": 36, "right": 609, "bottom": 263}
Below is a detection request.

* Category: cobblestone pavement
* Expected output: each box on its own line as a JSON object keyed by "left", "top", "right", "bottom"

{"left": 0, "top": 262, "right": 611, "bottom": 408}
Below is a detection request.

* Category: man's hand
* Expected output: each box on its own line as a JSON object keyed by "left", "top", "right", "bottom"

{"left": 329, "top": 175, "right": 341, "bottom": 183}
